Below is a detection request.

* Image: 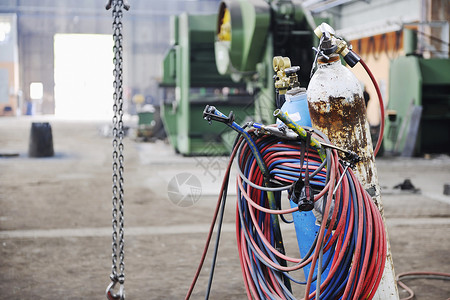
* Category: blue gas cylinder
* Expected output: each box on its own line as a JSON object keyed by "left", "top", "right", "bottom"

{"left": 278, "top": 87, "right": 312, "bottom": 127}
{"left": 279, "top": 87, "right": 331, "bottom": 290}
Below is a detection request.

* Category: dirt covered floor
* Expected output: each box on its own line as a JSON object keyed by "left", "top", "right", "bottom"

{"left": 0, "top": 117, "right": 449, "bottom": 299}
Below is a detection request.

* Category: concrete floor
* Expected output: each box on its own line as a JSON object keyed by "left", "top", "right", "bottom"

{"left": 0, "top": 117, "right": 449, "bottom": 300}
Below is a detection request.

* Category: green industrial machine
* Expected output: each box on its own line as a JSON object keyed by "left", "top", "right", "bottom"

{"left": 161, "top": 13, "right": 253, "bottom": 155}
{"left": 161, "top": 1, "right": 323, "bottom": 155}
{"left": 215, "top": 0, "right": 321, "bottom": 124}
{"left": 384, "top": 30, "right": 450, "bottom": 155}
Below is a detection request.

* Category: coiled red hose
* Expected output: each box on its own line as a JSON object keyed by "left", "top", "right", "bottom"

{"left": 236, "top": 134, "right": 387, "bottom": 299}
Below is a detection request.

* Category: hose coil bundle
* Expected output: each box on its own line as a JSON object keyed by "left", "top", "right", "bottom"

{"left": 186, "top": 106, "right": 388, "bottom": 300}
{"left": 236, "top": 132, "right": 387, "bottom": 300}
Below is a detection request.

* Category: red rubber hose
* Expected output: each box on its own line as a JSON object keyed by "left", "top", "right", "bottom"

{"left": 184, "top": 138, "right": 241, "bottom": 300}
{"left": 188, "top": 131, "right": 388, "bottom": 299}
{"left": 396, "top": 271, "right": 450, "bottom": 300}
{"left": 237, "top": 139, "right": 387, "bottom": 299}
{"left": 360, "top": 58, "right": 385, "bottom": 157}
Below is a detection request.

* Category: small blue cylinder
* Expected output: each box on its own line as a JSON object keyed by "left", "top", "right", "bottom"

{"left": 278, "top": 88, "right": 312, "bottom": 127}
{"left": 278, "top": 87, "right": 331, "bottom": 291}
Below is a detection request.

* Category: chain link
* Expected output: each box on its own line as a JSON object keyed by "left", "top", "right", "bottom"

{"left": 107, "top": 1, "right": 128, "bottom": 299}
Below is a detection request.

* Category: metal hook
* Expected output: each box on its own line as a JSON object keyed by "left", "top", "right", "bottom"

{"left": 123, "top": 0, "right": 130, "bottom": 11}
{"left": 106, "top": 279, "right": 125, "bottom": 300}
{"left": 105, "top": 0, "right": 113, "bottom": 10}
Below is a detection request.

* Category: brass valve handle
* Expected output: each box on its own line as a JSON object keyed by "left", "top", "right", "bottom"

{"left": 273, "top": 56, "right": 301, "bottom": 94}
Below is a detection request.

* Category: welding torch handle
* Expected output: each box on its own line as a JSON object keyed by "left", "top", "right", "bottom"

{"left": 274, "top": 109, "right": 327, "bottom": 162}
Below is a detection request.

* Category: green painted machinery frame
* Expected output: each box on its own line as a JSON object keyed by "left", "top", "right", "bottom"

{"left": 215, "top": 0, "right": 324, "bottom": 125}
{"left": 160, "top": 13, "right": 254, "bottom": 156}
{"left": 384, "top": 55, "right": 450, "bottom": 155}
{"left": 160, "top": 1, "right": 326, "bottom": 156}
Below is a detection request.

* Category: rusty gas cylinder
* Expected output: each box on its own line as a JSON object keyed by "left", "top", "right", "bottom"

{"left": 307, "top": 54, "right": 378, "bottom": 194}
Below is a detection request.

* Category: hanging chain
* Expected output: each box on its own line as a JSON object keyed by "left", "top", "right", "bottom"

{"left": 106, "top": 1, "right": 129, "bottom": 299}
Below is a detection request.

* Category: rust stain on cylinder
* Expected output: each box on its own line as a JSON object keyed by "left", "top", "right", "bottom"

{"left": 309, "top": 93, "right": 375, "bottom": 188}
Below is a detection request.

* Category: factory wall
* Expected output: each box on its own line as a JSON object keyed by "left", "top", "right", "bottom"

{"left": 0, "top": 13, "right": 19, "bottom": 116}
{"left": 1, "top": 0, "right": 447, "bottom": 119}
{"left": 0, "top": 0, "right": 221, "bottom": 116}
